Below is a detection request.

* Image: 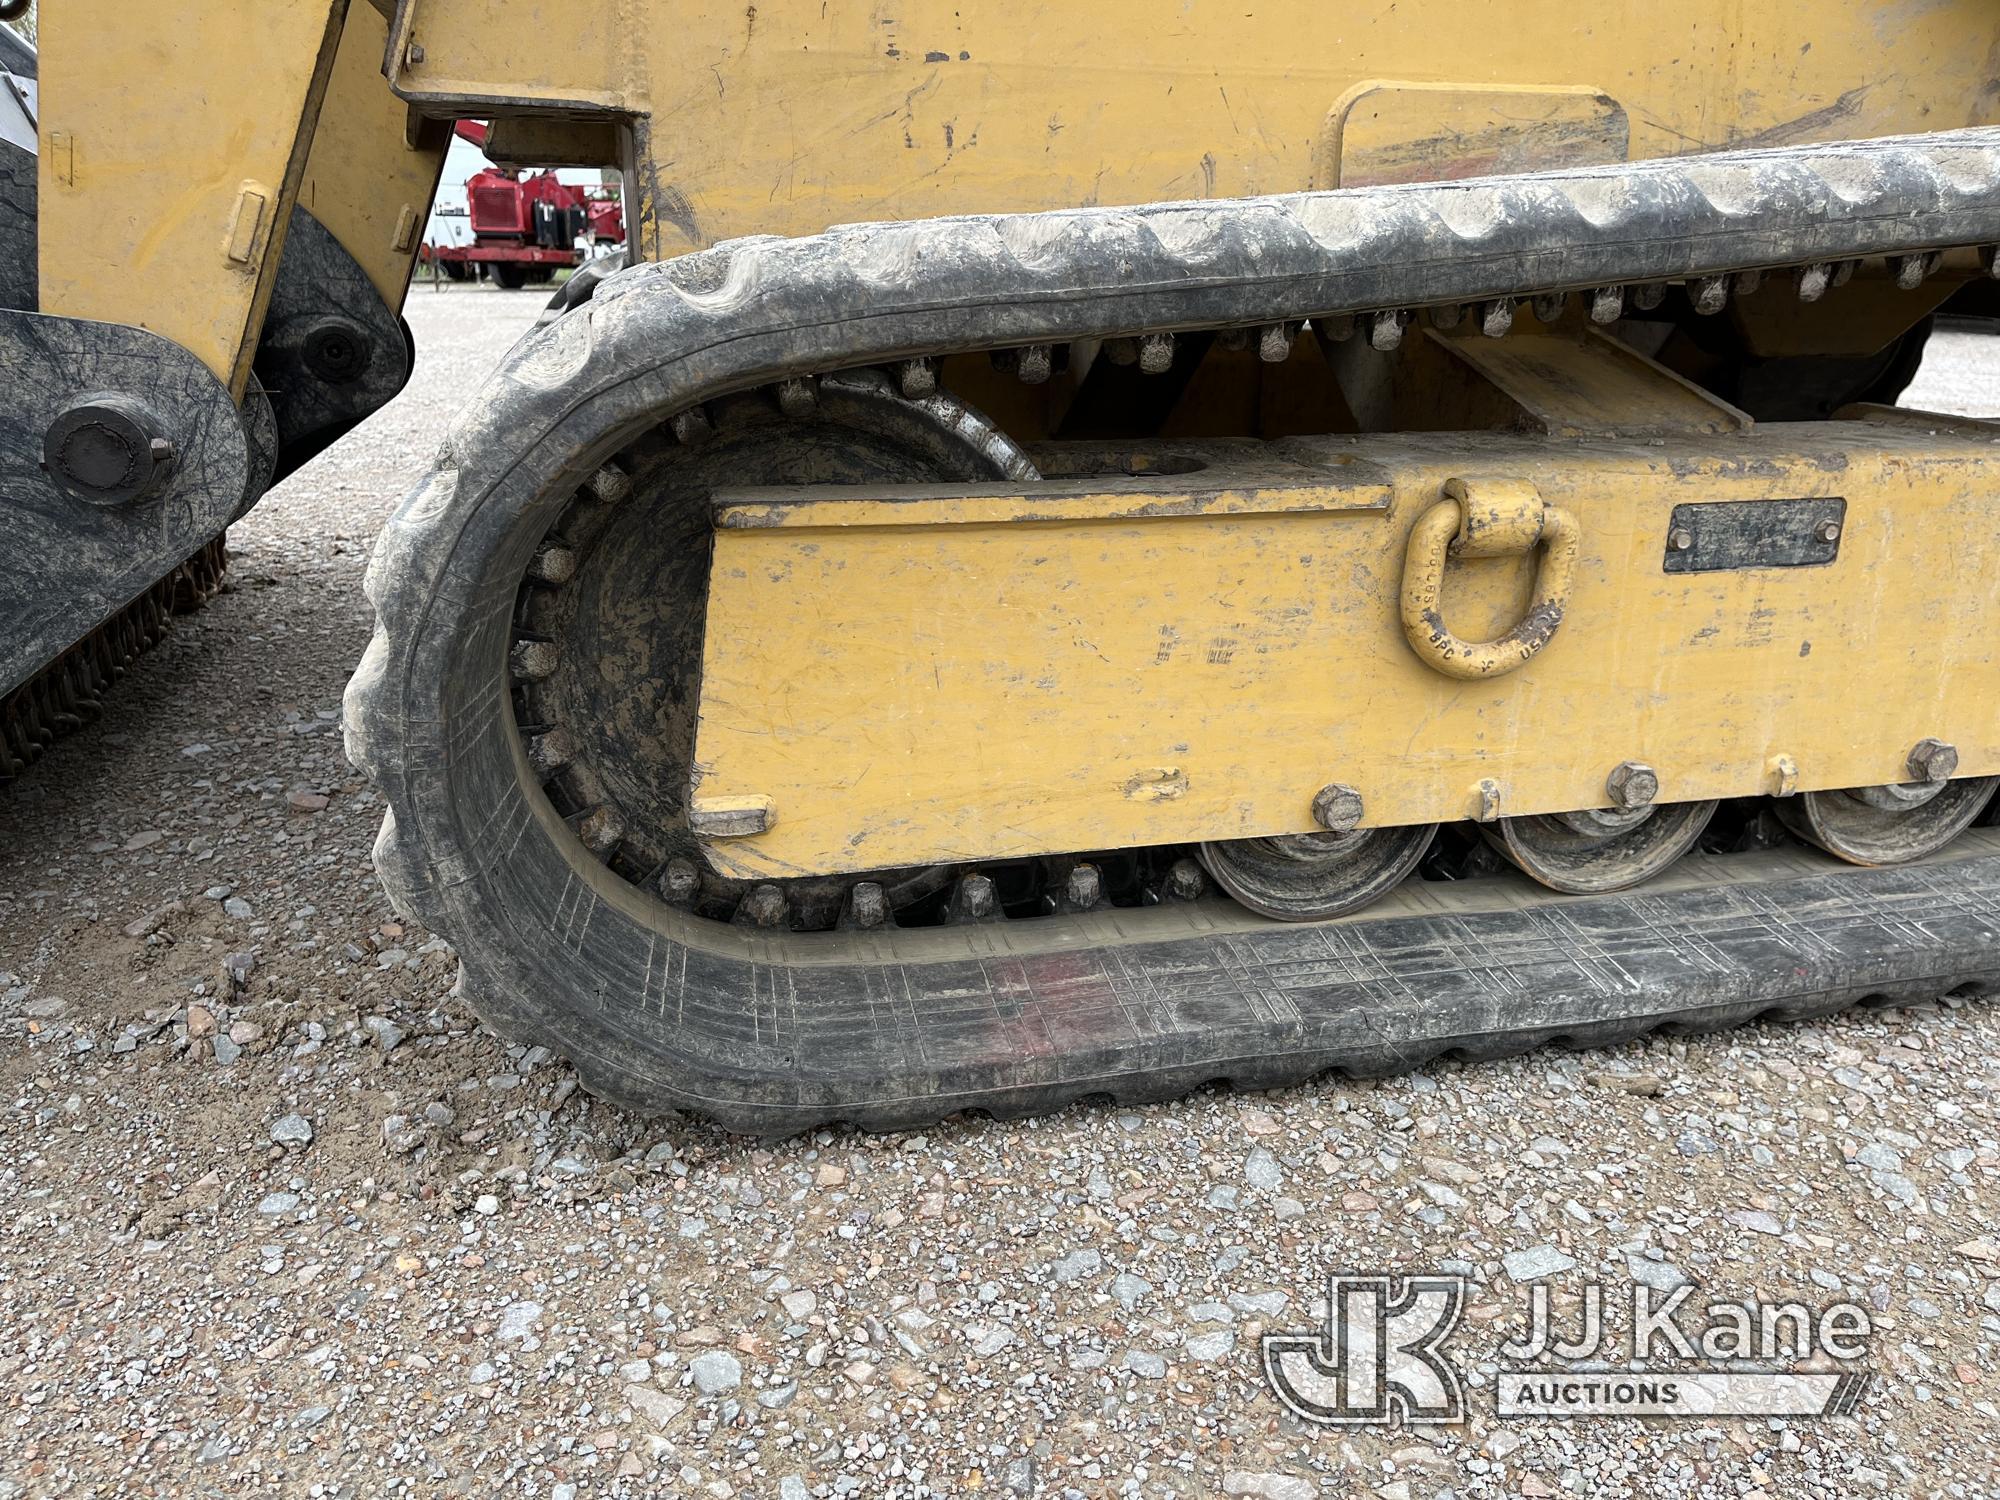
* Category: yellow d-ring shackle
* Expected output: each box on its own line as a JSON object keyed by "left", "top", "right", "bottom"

{"left": 1399, "top": 477, "right": 1580, "bottom": 681}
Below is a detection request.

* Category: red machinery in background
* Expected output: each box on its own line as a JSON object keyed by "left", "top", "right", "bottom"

{"left": 428, "top": 123, "right": 626, "bottom": 287}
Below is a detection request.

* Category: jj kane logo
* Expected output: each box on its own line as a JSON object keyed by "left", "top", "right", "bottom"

{"left": 1262, "top": 1274, "right": 1872, "bottom": 1426}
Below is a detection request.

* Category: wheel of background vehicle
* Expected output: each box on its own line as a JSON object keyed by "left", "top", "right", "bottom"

{"left": 441, "top": 260, "right": 469, "bottom": 282}
{"left": 1198, "top": 825, "right": 1438, "bottom": 920}
{"left": 493, "top": 263, "right": 530, "bottom": 290}
{"left": 1776, "top": 777, "right": 1999, "bottom": 864}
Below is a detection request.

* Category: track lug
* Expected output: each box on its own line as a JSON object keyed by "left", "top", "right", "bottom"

{"left": 1139, "top": 332, "right": 1176, "bottom": 374}
{"left": 669, "top": 407, "right": 714, "bottom": 445}
{"left": 1426, "top": 303, "right": 1465, "bottom": 331}
{"left": 1531, "top": 291, "right": 1568, "bottom": 324}
{"left": 1796, "top": 263, "right": 1832, "bottom": 302}
{"left": 1104, "top": 336, "right": 1140, "bottom": 366}
{"left": 1477, "top": 299, "right": 1514, "bottom": 338}
{"left": 576, "top": 805, "right": 626, "bottom": 859}
{"left": 1691, "top": 274, "right": 1729, "bottom": 315}
{"left": 1731, "top": 269, "right": 1764, "bottom": 296}
{"left": 1313, "top": 313, "right": 1356, "bottom": 343}
{"left": 1632, "top": 282, "right": 1667, "bottom": 311}
{"left": 1368, "top": 309, "right": 1407, "bottom": 352}
{"left": 509, "top": 639, "right": 560, "bottom": 682}
{"left": 776, "top": 376, "right": 818, "bottom": 418}
{"left": 524, "top": 727, "right": 575, "bottom": 777}
{"left": 1257, "top": 322, "right": 1299, "bottom": 363}
{"left": 948, "top": 872, "right": 1001, "bottom": 922}
{"left": 1160, "top": 857, "right": 1207, "bottom": 903}
{"left": 895, "top": 357, "right": 938, "bottom": 399}
{"left": 1018, "top": 344, "right": 1055, "bottom": 384}
{"left": 526, "top": 544, "right": 577, "bottom": 586}
{"left": 733, "top": 884, "right": 788, "bottom": 929}
{"left": 1053, "top": 862, "right": 1105, "bottom": 914}
{"left": 587, "top": 465, "right": 633, "bottom": 505}
{"left": 1587, "top": 286, "right": 1623, "bottom": 323}
{"left": 1893, "top": 252, "right": 1942, "bottom": 290}
{"left": 657, "top": 858, "right": 701, "bottom": 908}
{"left": 840, "top": 881, "right": 889, "bottom": 930}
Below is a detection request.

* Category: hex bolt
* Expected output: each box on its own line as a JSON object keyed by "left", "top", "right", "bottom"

{"left": 1531, "top": 291, "right": 1568, "bottom": 324}
{"left": 1814, "top": 518, "right": 1842, "bottom": 544}
{"left": 1427, "top": 303, "right": 1465, "bottom": 331}
{"left": 1016, "top": 343, "right": 1054, "bottom": 384}
{"left": 1731, "top": 269, "right": 1764, "bottom": 296}
{"left": 1478, "top": 299, "right": 1514, "bottom": 338}
{"left": 405, "top": 41, "right": 426, "bottom": 67}
{"left": 1587, "top": 287, "right": 1623, "bottom": 324}
{"left": 1667, "top": 527, "right": 1694, "bottom": 552}
{"left": 1103, "top": 336, "right": 1140, "bottom": 367}
{"left": 1368, "top": 309, "right": 1406, "bottom": 352}
{"left": 1605, "top": 760, "right": 1660, "bottom": 811}
{"left": 1631, "top": 283, "right": 1667, "bottom": 311}
{"left": 1311, "top": 782, "right": 1365, "bottom": 834}
{"left": 1138, "top": 332, "right": 1175, "bottom": 374}
{"left": 1796, "top": 263, "right": 1832, "bottom": 302}
{"left": 1908, "top": 737, "right": 1958, "bottom": 784}
{"left": 1691, "top": 275, "right": 1729, "bottom": 316}
{"left": 896, "top": 358, "right": 937, "bottom": 399}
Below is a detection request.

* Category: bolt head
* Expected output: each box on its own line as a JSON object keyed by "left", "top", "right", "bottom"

{"left": 1605, "top": 760, "right": 1660, "bottom": 810}
{"left": 1311, "top": 783, "right": 1365, "bottom": 834}
{"left": 1814, "top": 519, "right": 1841, "bottom": 544}
{"left": 1667, "top": 527, "right": 1694, "bottom": 552}
{"left": 1908, "top": 737, "right": 1958, "bottom": 784}
{"left": 659, "top": 858, "right": 701, "bottom": 906}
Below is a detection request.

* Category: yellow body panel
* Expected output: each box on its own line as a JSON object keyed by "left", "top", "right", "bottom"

{"left": 36, "top": 0, "right": 349, "bottom": 394}
{"left": 692, "top": 422, "right": 2000, "bottom": 879}
{"left": 300, "top": 4, "right": 453, "bottom": 309}
{"left": 387, "top": 0, "right": 2000, "bottom": 256}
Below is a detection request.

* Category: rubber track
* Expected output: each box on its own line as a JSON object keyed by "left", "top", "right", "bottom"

{"left": 2, "top": 538, "right": 226, "bottom": 782}
{"left": 348, "top": 128, "right": 2000, "bottom": 1133}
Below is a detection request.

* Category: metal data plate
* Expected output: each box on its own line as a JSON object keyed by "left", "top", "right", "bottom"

{"left": 1662, "top": 498, "right": 1846, "bottom": 573}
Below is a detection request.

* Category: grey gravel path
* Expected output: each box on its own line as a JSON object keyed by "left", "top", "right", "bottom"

{"left": 1, "top": 288, "right": 1997, "bottom": 1498}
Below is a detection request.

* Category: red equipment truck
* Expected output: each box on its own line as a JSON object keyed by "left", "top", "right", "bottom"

{"left": 428, "top": 125, "right": 625, "bottom": 287}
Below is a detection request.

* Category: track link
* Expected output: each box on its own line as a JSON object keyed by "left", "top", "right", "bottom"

{"left": 348, "top": 127, "right": 2000, "bottom": 1132}
{"left": 1, "top": 538, "right": 226, "bottom": 783}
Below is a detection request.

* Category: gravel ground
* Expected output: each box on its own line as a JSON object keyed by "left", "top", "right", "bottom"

{"left": 3, "top": 289, "right": 2000, "bottom": 1499}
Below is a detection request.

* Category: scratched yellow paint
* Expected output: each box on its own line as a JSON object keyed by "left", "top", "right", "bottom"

{"left": 298, "top": 6, "right": 453, "bottom": 310}
{"left": 691, "top": 423, "right": 2000, "bottom": 879}
{"left": 37, "top": 0, "right": 349, "bottom": 396}
{"left": 391, "top": 0, "right": 2000, "bottom": 254}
